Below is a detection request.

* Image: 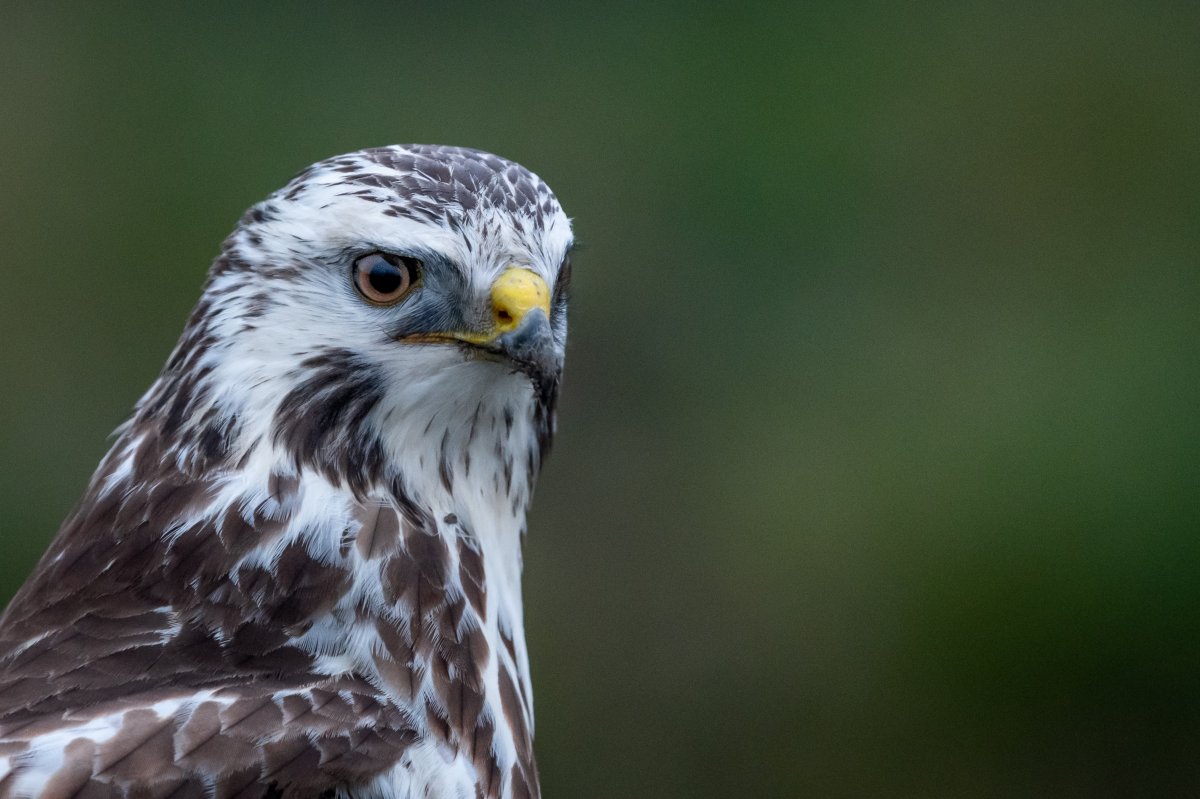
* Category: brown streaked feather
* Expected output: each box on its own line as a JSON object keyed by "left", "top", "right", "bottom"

{"left": 0, "top": 144, "right": 565, "bottom": 798}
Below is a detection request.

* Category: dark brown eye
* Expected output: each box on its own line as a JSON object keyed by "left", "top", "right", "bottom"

{"left": 353, "top": 252, "right": 419, "bottom": 305}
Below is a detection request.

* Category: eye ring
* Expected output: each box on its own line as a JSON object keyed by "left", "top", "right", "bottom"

{"left": 353, "top": 252, "right": 420, "bottom": 306}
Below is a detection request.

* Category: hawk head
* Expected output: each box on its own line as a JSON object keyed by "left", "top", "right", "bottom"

{"left": 0, "top": 145, "right": 571, "bottom": 799}
{"left": 140, "top": 144, "right": 574, "bottom": 493}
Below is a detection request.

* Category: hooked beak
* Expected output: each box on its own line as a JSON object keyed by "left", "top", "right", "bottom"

{"left": 403, "top": 266, "right": 559, "bottom": 380}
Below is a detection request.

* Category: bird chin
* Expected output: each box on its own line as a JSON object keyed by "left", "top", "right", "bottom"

{"left": 402, "top": 311, "right": 560, "bottom": 399}
{"left": 463, "top": 343, "right": 560, "bottom": 401}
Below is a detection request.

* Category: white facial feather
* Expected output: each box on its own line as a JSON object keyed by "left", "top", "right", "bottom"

{"left": 0, "top": 145, "right": 569, "bottom": 799}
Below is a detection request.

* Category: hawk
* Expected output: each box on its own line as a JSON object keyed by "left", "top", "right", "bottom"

{"left": 0, "top": 145, "right": 573, "bottom": 799}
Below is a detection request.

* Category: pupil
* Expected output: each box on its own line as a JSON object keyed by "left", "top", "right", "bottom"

{"left": 369, "top": 263, "right": 403, "bottom": 294}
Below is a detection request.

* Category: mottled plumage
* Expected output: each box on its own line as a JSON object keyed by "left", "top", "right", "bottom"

{"left": 0, "top": 145, "right": 573, "bottom": 798}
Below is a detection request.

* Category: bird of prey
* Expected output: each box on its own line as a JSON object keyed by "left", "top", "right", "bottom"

{"left": 0, "top": 145, "right": 573, "bottom": 799}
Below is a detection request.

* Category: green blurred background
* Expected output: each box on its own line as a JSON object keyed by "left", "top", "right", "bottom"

{"left": 1, "top": 2, "right": 1198, "bottom": 795}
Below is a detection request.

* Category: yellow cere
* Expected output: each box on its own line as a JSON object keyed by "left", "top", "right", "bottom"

{"left": 434, "top": 266, "right": 552, "bottom": 346}
{"left": 489, "top": 267, "right": 551, "bottom": 334}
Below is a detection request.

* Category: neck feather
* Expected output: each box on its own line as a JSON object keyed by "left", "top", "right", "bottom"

{"left": 7, "top": 341, "right": 550, "bottom": 796}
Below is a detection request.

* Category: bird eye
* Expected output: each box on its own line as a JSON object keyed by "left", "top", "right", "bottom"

{"left": 353, "top": 252, "right": 420, "bottom": 305}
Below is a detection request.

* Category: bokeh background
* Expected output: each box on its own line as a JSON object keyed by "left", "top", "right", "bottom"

{"left": 1, "top": 2, "right": 1198, "bottom": 796}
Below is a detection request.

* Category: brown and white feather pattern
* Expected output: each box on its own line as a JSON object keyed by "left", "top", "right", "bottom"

{"left": 0, "top": 145, "right": 573, "bottom": 798}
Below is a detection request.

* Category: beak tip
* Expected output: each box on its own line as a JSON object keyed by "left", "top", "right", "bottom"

{"left": 494, "top": 307, "right": 558, "bottom": 377}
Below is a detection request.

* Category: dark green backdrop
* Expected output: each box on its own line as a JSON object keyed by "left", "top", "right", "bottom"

{"left": 1, "top": 3, "right": 1197, "bottom": 796}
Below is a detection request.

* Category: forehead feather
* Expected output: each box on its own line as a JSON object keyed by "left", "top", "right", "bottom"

{"left": 263, "top": 145, "right": 565, "bottom": 252}
{"left": 216, "top": 145, "right": 572, "bottom": 301}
